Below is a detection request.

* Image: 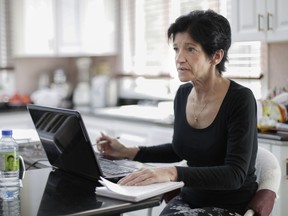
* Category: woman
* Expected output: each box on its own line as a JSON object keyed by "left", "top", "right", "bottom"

{"left": 96, "top": 10, "right": 258, "bottom": 216}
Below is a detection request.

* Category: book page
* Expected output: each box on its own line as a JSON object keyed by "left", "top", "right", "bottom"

{"left": 96, "top": 177, "right": 184, "bottom": 202}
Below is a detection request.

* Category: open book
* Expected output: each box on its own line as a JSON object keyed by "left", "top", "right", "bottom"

{"left": 95, "top": 177, "right": 184, "bottom": 202}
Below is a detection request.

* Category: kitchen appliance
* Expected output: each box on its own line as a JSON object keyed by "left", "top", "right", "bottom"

{"left": 90, "top": 75, "right": 117, "bottom": 108}
{"left": 73, "top": 58, "right": 91, "bottom": 108}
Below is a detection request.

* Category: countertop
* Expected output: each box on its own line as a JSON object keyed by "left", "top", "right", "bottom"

{"left": 258, "top": 131, "right": 288, "bottom": 142}
{"left": 76, "top": 103, "right": 174, "bottom": 126}
{"left": 0, "top": 103, "right": 174, "bottom": 127}
{"left": 2, "top": 104, "right": 288, "bottom": 142}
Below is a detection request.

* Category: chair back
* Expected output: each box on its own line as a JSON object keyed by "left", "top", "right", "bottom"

{"left": 244, "top": 147, "right": 281, "bottom": 216}
{"left": 255, "top": 147, "right": 281, "bottom": 193}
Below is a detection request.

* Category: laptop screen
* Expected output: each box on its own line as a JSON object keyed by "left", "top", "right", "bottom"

{"left": 27, "top": 104, "right": 103, "bottom": 182}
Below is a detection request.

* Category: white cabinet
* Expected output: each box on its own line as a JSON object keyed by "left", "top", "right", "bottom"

{"left": 56, "top": 0, "right": 118, "bottom": 55}
{"left": 82, "top": 114, "right": 173, "bottom": 149}
{"left": 55, "top": 0, "right": 82, "bottom": 54}
{"left": 80, "top": 0, "right": 118, "bottom": 55}
{"left": 12, "top": 0, "right": 56, "bottom": 56}
{"left": 0, "top": 111, "right": 35, "bottom": 129}
{"left": 265, "top": 0, "right": 288, "bottom": 42}
{"left": 12, "top": 0, "right": 118, "bottom": 56}
{"left": 82, "top": 115, "right": 151, "bottom": 148}
{"left": 232, "top": 0, "right": 288, "bottom": 42}
{"left": 258, "top": 139, "right": 288, "bottom": 216}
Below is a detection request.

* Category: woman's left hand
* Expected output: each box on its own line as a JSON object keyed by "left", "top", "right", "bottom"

{"left": 117, "top": 167, "right": 177, "bottom": 186}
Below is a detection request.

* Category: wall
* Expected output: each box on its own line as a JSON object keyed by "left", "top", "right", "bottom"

{"left": 11, "top": 42, "right": 288, "bottom": 100}
{"left": 13, "top": 56, "right": 118, "bottom": 95}
{"left": 268, "top": 42, "right": 288, "bottom": 91}
{"left": 14, "top": 57, "right": 77, "bottom": 95}
{"left": 235, "top": 42, "right": 288, "bottom": 99}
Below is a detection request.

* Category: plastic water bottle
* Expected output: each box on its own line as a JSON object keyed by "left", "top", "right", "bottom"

{"left": 0, "top": 130, "right": 20, "bottom": 201}
{"left": 0, "top": 189, "right": 21, "bottom": 216}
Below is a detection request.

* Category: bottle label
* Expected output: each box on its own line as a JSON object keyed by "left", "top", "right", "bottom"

{"left": 1, "top": 152, "right": 19, "bottom": 171}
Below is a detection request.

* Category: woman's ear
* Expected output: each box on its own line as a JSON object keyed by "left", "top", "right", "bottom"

{"left": 211, "top": 49, "right": 224, "bottom": 65}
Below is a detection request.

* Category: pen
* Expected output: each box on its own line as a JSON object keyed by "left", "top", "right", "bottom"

{"left": 98, "top": 140, "right": 108, "bottom": 145}
{"left": 97, "top": 136, "right": 120, "bottom": 145}
{"left": 95, "top": 137, "right": 120, "bottom": 153}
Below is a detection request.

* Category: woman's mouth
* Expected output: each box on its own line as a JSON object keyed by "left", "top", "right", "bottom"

{"left": 177, "top": 67, "right": 189, "bottom": 73}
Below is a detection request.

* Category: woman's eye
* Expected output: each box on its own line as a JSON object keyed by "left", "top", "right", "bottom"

{"left": 188, "top": 47, "right": 197, "bottom": 53}
{"left": 173, "top": 47, "right": 178, "bottom": 52}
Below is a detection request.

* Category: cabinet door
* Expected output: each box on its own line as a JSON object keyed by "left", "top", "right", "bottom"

{"left": 266, "top": 0, "right": 288, "bottom": 42}
{"left": 56, "top": 0, "right": 82, "bottom": 54}
{"left": 57, "top": 0, "right": 118, "bottom": 55}
{"left": 258, "top": 141, "right": 288, "bottom": 216}
{"left": 81, "top": 115, "right": 115, "bottom": 143}
{"left": 270, "top": 145, "right": 288, "bottom": 216}
{"left": 80, "top": 0, "right": 118, "bottom": 55}
{"left": 12, "top": 0, "right": 117, "bottom": 56}
{"left": 232, "top": 0, "right": 266, "bottom": 42}
{"left": 12, "top": 0, "right": 56, "bottom": 56}
{"left": 0, "top": 112, "right": 35, "bottom": 129}
{"left": 113, "top": 122, "right": 150, "bottom": 148}
{"left": 149, "top": 126, "right": 173, "bottom": 145}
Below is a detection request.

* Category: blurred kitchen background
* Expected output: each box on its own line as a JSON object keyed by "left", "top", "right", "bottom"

{"left": 0, "top": 0, "right": 288, "bottom": 111}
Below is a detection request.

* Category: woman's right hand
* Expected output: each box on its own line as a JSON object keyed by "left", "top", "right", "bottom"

{"left": 96, "top": 132, "right": 139, "bottom": 160}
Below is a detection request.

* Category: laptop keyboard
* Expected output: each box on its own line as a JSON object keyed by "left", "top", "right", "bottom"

{"left": 98, "top": 157, "right": 137, "bottom": 175}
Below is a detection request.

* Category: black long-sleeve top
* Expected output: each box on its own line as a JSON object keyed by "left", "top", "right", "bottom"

{"left": 134, "top": 80, "right": 258, "bottom": 214}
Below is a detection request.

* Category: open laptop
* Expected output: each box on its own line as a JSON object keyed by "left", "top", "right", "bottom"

{"left": 26, "top": 104, "right": 141, "bottom": 183}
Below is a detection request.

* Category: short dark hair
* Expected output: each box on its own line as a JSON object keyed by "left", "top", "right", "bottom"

{"left": 167, "top": 10, "right": 231, "bottom": 73}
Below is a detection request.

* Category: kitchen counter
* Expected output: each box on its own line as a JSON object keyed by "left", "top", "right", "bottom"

{"left": 77, "top": 103, "right": 174, "bottom": 127}
{"left": 258, "top": 131, "right": 288, "bottom": 142}
{"left": 92, "top": 105, "right": 174, "bottom": 126}
{"left": 82, "top": 106, "right": 288, "bottom": 143}
{"left": 2, "top": 105, "right": 288, "bottom": 143}
{"left": 0, "top": 103, "right": 174, "bottom": 127}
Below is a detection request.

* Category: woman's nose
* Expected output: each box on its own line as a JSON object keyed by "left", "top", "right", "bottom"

{"left": 176, "top": 51, "right": 186, "bottom": 63}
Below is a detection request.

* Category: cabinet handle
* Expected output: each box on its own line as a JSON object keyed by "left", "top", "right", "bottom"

{"left": 258, "top": 14, "right": 264, "bottom": 31}
{"left": 267, "top": 12, "right": 273, "bottom": 31}
{"left": 286, "top": 159, "right": 288, "bottom": 179}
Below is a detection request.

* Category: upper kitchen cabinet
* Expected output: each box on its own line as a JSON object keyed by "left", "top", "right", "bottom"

{"left": 232, "top": 0, "right": 288, "bottom": 42}
{"left": 12, "top": 0, "right": 118, "bottom": 57}
{"left": 12, "top": 0, "right": 55, "bottom": 56}
{"left": 79, "top": 0, "right": 118, "bottom": 55}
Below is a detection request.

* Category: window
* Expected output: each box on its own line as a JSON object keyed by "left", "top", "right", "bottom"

{"left": 120, "top": 0, "right": 171, "bottom": 75}
{"left": 120, "top": 0, "right": 263, "bottom": 98}
{"left": 0, "top": 0, "right": 15, "bottom": 97}
{"left": 0, "top": 0, "right": 12, "bottom": 68}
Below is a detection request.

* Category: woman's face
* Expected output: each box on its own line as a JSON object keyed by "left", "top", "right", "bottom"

{"left": 173, "top": 32, "right": 212, "bottom": 83}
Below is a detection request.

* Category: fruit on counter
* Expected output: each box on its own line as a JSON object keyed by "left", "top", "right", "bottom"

{"left": 8, "top": 93, "right": 32, "bottom": 106}
{"left": 257, "top": 99, "right": 287, "bottom": 132}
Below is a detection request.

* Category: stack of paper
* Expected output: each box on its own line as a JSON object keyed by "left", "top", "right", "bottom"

{"left": 95, "top": 177, "right": 184, "bottom": 202}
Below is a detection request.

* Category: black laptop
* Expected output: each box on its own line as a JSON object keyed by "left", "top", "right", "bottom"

{"left": 26, "top": 104, "right": 141, "bottom": 183}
